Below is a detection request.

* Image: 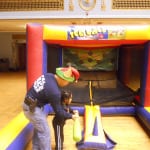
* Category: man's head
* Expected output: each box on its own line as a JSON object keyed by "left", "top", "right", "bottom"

{"left": 56, "top": 66, "right": 80, "bottom": 83}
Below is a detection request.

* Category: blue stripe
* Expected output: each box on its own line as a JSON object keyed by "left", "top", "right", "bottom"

{"left": 6, "top": 123, "right": 33, "bottom": 150}
{"left": 42, "top": 41, "right": 48, "bottom": 73}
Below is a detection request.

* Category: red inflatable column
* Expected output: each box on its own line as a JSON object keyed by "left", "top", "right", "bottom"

{"left": 145, "top": 43, "right": 150, "bottom": 106}
{"left": 26, "top": 24, "right": 43, "bottom": 90}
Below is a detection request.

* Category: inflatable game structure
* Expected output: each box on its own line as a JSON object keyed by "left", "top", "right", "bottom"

{"left": 74, "top": 81, "right": 117, "bottom": 150}
{"left": 0, "top": 24, "right": 150, "bottom": 150}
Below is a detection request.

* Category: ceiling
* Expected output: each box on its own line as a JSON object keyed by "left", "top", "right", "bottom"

{"left": 0, "top": 18, "right": 150, "bottom": 33}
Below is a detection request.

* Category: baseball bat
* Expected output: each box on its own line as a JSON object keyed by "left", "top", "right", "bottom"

{"left": 73, "top": 117, "right": 82, "bottom": 142}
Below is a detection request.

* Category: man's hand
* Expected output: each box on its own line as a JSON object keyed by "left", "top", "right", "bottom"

{"left": 72, "top": 113, "right": 79, "bottom": 120}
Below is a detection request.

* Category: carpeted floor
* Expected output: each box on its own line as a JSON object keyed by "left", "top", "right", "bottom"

{"left": 64, "top": 79, "right": 135, "bottom": 106}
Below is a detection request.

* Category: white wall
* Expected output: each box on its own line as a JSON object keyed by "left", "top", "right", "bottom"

{"left": 0, "top": 0, "right": 149, "bottom": 19}
{"left": 0, "top": 33, "right": 12, "bottom": 68}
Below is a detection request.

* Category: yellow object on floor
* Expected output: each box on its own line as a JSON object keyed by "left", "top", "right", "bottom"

{"left": 84, "top": 105, "right": 106, "bottom": 143}
{"left": 145, "top": 107, "right": 150, "bottom": 113}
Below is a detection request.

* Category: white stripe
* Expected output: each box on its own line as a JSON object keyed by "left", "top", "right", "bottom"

{"left": 56, "top": 125, "right": 61, "bottom": 150}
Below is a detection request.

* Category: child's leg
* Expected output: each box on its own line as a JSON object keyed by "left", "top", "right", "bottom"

{"left": 52, "top": 119, "right": 65, "bottom": 150}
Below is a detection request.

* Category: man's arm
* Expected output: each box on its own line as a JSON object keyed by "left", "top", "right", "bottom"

{"left": 50, "top": 95, "right": 77, "bottom": 119}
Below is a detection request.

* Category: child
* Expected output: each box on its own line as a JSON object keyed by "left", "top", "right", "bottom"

{"left": 52, "top": 90, "right": 78, "bottom": 150}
